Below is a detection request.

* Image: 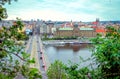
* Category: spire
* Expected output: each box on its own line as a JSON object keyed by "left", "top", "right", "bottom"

{"left": 71, "top": 20, "right": 73, "bottom": 27}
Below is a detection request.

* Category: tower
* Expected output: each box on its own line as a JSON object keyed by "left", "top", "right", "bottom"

{"left": 96, "top": 18, "right": 100, "bottom": 27}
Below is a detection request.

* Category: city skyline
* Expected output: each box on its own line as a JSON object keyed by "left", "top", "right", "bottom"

{"left": 3, "top": 0, "right": 120, "bottom": 22}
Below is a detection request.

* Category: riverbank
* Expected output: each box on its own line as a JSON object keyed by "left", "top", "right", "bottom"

{"left": 42, "top": 38, "right": 92, "bottom": 46}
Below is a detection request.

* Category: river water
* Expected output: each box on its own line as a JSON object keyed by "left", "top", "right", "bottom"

{"left": 44, "top": 44, "right": 94, "bottom": 67}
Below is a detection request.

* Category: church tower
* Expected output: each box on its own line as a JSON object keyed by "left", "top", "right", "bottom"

{"left": 96, "top": 18, "right": 100, "bottom": 27}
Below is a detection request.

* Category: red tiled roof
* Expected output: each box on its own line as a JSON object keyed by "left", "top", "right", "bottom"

{"left": 92, "top": 22, "right": 98, "bottom": 24}
{"left": 96, "top": 29, "right": 106, "bottom": 32}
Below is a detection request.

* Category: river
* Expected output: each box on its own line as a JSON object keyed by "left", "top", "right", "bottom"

{"left": 44, "top": 43, "right": 94, "bottom": 67}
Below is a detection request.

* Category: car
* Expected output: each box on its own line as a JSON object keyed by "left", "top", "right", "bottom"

{"left": 40, "top": 52, "right": 42, "bottom": 54}
{"left": 24, "top": 41, "right": 27, "bottom": 45}
{"left": 42, "top": 64, "right": 45, "bottom": 68}
{"left": 40, "top": 56, "right": 42, "bottom": 59}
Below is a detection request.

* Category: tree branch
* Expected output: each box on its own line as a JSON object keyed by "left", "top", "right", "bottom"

{"left": 12, "top": 53, "right": 26, "bottom": 61}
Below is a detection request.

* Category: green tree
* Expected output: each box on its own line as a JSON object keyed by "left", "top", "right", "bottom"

{"left": 47, "top": 60, "right": 93, "bottom": 79}
{"left": 0, "top": 5, "right": 7, "bottom": 20}
{"left": 0, "top": 1, "right": 42, "bottom": 78}
{"left": 0, "top": 0, "right": 17, "bottom": 5}
{"left": 0, "top": 0, "right": 17, "bottom": 20}
{"left": 47, "top": 60, "right": 68, "bottom": 79}
{"left": 0, "top": 19, "right": 42, "bottom": 79}
{"left": 64, "top": 59, "right": 93, "bottom": 79}
{"left": 91, "top": 26, "right": 120, "bottom": 79}
{"left": 64, "top": 63, "right": 84, "bottom": 79}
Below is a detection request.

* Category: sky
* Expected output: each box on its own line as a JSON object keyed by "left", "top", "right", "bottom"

{"left": 3, "top": 0, "right": 120, "bottom": 22}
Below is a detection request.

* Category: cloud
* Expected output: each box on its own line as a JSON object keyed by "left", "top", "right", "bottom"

{"left": 4, "top": 0, "right": 120, "bottom": 21}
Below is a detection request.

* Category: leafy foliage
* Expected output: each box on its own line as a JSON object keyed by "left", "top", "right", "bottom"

{"left": 91, "top": 26, "right": 120, "bottom": 79}
{"left": 65, "top": 64, "right": 88, "bottom": 79}
{"left": 47, "top": 60, "right": 68, "bottom": 79}
{"left": 0, "top": 0, "right": 17, "bottom": 20}
{"left": 0, "top": 5, "right": 7, "bottom": 20}
{"left": 0, "top": 19, "right": 42, "bottom": 79}
{"left": 0, "top": 0, "right": 17, "bottom": 5}
{"left": 0, "top": 1, "right": 42, "bottom": 78}
{"left": 42, "top": 36, "right": 77, "bottom": 40}
{"left": 47, "top": 60, "right": 93, "bottom": 79}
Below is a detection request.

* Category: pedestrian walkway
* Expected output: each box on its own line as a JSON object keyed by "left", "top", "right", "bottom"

{"left": 30, "top": 35, "right": 40, "bottom": 71}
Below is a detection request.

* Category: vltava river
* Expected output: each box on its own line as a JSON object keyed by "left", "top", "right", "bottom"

{"left": 44, "top": 44, "right": 93, "bottom": 66}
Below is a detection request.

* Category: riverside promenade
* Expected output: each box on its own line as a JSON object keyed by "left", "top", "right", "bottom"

{"left": 42, "top": 38, "right": 92, "bottom": 46}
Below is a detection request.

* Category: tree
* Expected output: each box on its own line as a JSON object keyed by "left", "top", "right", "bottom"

{"left": 0, "top": 5, "right": 7, "bottom": 20}
{"left": 0, "top": 0, "right": 17, "bottom": 5}
{"left": 47, "top": 60, "right": 68, "bottom": 79}
{"left": 0, "top": 0, "right": 17, "bottom": 20}
{"left": 91, "top": 26, "right": 120, "bottom": 79}
{"left": 47, "top": 60, "right": 91, "bottom": 79}
{"left": 0, "top": 19, "right": 42, "bottom": 79}
{"left": 0, "top": 1, "right": 42, "bottom": 78}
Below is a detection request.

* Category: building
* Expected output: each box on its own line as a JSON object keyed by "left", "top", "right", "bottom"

{"left": 40, "top": 22, "right": 48, "bottom": 34}
{"left": 79, "top": 28, "right": 96, "bottom": 37}
{"left": 54, "top": 24, "right": 97, "bottom": 38}
{"left": 40, "top": 21, "right": 54, "bottom": 35}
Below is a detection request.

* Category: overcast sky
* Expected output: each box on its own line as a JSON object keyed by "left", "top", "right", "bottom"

{"left": 4, "top": 0, "right": 120, "bottom": 22}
